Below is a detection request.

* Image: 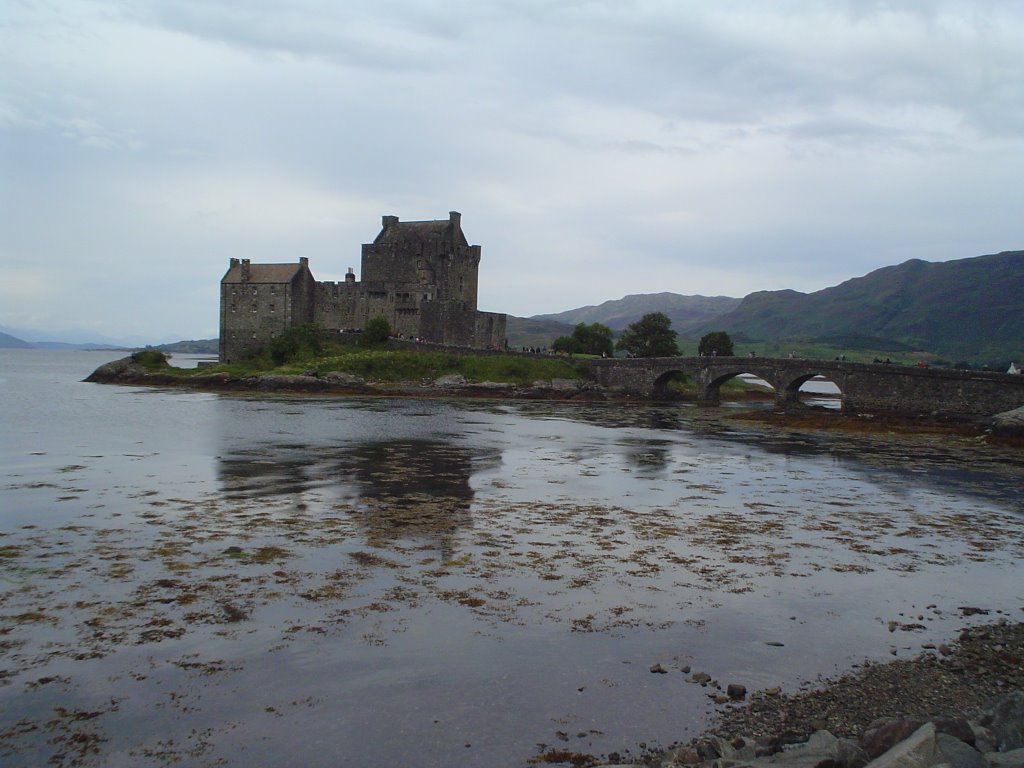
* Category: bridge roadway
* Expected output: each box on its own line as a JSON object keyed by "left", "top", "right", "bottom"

{"left": 588, "top": 356, "right": 1024, "bottom": 418}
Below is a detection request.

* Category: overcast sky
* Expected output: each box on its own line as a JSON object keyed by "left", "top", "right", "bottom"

{"left": 2, "top": 1, "right": 1022, "bottom": 343}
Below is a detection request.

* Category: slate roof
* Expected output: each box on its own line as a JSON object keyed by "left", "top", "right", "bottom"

{"left": 373, "top": 218, "right": 469, "bottom": 247}
{"left": 222, "top": 262, "right": 307, "bottom": 284}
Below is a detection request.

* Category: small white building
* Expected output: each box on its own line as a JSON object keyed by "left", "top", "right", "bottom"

{"left": 1008, "top": 362, "right": 1022, "bottom": 375}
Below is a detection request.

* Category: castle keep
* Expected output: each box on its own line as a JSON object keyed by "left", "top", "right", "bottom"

{"left": 219, "top": 212, "right": 507, "bottom": 363}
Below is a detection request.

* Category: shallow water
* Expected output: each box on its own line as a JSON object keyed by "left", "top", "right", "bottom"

{"left": 1, "top": 349, "right": 1022, "bottom": 767}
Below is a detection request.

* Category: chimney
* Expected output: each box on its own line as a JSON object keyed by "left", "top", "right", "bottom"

{"left": 241, "top": 259, "right": 251, "bottom": 282}
{"left": 449, "top": 211, "right": 461, "bottom": 230}
{"left": 299, "top": 257, "right": 309, "bottom": 268}
{"left": 345, "top": 267, "right": 356, "bottom": 284}
{"left": 382, "top": 215, "right": 399, "bottom": 228}
{"left": 229, "top": 258, "right": 239, "bottom": 269}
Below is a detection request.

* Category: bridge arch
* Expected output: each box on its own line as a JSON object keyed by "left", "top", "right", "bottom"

{"left": 652, "top": 367, "right": 696, "bottom": 399}
{"left": 780, "top": 371, "right": 844, "bottom": 409}
{"left": 703, "top": 366, "right": 780, "bottom": 406}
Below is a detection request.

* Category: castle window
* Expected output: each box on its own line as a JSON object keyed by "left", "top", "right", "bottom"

{"left": 270, "top": 303, "right": 276, "bottom": 313}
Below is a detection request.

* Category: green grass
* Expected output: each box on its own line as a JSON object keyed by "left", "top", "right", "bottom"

{"left": 174, "top": 343, "right": 587, "bottom": 385}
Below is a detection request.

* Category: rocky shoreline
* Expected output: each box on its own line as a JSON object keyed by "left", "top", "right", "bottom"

{"left": 83, "top": 355, "right": 612, "bottom": 401}
{"left": 85, "top": 356, "right": 1024, "bottom": 442}
{"left": 596, "top": 621, "right": 1024, "bottom": 768}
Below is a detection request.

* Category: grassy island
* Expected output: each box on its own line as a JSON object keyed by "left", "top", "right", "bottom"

{"left": 94, "top": 332, "right": 776, "bottom": 402}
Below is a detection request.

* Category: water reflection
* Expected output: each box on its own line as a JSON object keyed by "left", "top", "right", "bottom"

{"left": 343, "top": 440, "right": 495, "bottom": 551}
{"left": 218, "top": 438, "right": 501, "bottom": 551}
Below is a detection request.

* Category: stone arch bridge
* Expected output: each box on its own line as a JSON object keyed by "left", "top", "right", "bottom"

{"left": 588, "top": 356, "right": 1024, "bottom": 419}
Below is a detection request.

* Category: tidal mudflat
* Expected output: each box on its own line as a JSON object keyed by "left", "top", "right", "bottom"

{"left": 1, "top": 351, "right": 1022, "bottom": 767}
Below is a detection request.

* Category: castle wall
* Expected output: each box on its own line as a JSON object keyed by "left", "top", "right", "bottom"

{"left": 220, "top": 213, "right": 507, "bottom": 361}
{"left": 220, "top": 282, "right": 293, "bottom": 362}
{"left": 312, "top": 280, "right": 500, "bottom": 346}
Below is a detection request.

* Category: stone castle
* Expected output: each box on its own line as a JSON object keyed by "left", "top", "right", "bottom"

{"left": 219, "top": 211, "right": 507, "bottom": 363}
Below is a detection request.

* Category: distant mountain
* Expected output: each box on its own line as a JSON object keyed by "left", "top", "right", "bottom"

{"left": 704, "top": 250, "right": 1024, "bottom": 363}
{"left": 0, "top": 331, "right": 33, "bottom": 349}
{"left": 154, "top": 339, "right": 219, "bottom": 355}
{"left": 531, "top": 293, "right": 741, "bottom": 335}
{"left": 505, "top": 317, "right": 574, "bottom": 349}
{"left": 32, "top": 341, "right": 130, "bottom": 350}
{"left": 0, "top": 332, "right": 124, "bottom": 350}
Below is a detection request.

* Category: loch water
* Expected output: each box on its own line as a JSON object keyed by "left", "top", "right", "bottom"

{"left": 1, "top": 349, "right": 1022, "bottom": 767}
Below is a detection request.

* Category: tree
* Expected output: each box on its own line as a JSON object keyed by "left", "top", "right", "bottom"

{"left": 615, "top": 312, "right": 678, "bottom": 358}
{"left": 269, "top": 323, "right": 323, "bottom": 365}
{"left": 551, "top": 322, "right": 614, "bottom": 357}
{"left": 362, "top": 316, "right": 392, "bottom": 346}
{"left": 698, "top": 331, "right": 734, "bottom": 357}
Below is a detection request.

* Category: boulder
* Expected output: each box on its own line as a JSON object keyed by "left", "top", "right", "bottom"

{"left": 934, "top": 733, "right": 984, "bottom": 768}
{"left": 990, "top": 407, "right": 1024, "bottom": 437}
{"left": 864, "top": 718, "right": 975, "bottom": 759}
{"left": 322, "top": 371, "right": 367, "bottom": 387}
{"left": 434, "top": 374, "right": 467, "bottom": 387}
{"left": 981, "top": 691, "right": 1024, "bottom": 752}
{"left": 983, "top": 747, "right": 1024, "bottom": 767}
{"left": 727, "top": 683, "right": 747, "bottom": 700}
{"left": 548, "top": 378, "right": 580, "bottom": 391}
{"left": 864, "top": 722, "right": 941, "bottom": 768}
{"left": 768, "top": 730, "right": 868, "bottom": 768}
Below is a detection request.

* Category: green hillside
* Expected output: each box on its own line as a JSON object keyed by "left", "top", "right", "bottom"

{"left": 505, "top": 316, "right": 573, "bottom": 349}
{"left": 531, "top": 293, "right": 741, "bottom": 334}
{"left": 704, "top": 251, "right": 1024, "bottom": 364}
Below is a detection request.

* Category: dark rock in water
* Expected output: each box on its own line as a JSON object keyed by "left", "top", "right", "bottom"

{"left": 649, "top": 663, "right": 668, "bottom": 674}
{"left": 727, "top": 683, "right": 747, "bottom": 700}
{"left": 255, "top": 374, "right": 329, "bottom": 391}
{"left": 991, "top": 406, "right": 1024, "bottom": 437}
{"left": 981, "top": 690, "right": 1024, "bottom": 751}
{"left": 687, "top": 672, "right": 712, "bottom": 685}
{"left": 219, "top": 602, "right": 249, "bottom": 622}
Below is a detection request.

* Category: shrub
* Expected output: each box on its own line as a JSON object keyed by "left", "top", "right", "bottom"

{"left": 132, "top": 349, "right": 169, "bottom": 368}
{"left": 362, "top": 316, "right": 392, "bottom": 346}
{"left": 269, "top": 323, "right": 323, "bottom": 365}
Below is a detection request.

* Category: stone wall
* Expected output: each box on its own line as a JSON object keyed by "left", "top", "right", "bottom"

{"left": 589, "top": 357, "right": 1024, "bottom": 418}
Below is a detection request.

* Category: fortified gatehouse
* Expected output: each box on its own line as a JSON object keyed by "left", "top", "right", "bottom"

{"left": 219, "top": 212, "right": 507, "bottom": 362}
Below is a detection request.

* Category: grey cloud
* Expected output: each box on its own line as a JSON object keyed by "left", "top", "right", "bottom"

{"left": 124, "top": 0, "right": 458, "bottom": 72}
{"left": 2, "top": 0, "right": 1022, "bottom": 338}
